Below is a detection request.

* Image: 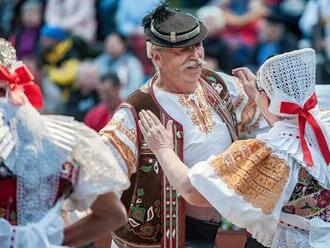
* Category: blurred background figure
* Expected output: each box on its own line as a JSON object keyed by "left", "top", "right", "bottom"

{"left": 95, "top": 32, "right": 144, "bottom": 98}
{"left": 115, "top": 0, "right": 162, "bottom": 37}
{"left": 44, "top": 0, "right": 97, "bottom": 43}
{"left": 64, "top": 61, "right": 100, "bottom": 121}
{"left": 38, "top": 25, "right": 99, "bottom": 113}
{"left": 84, "top": 72, "right": 122, "bottom": 132}
{"left": 300, "top": 0, "right": 330, "bottom": 84}
{"left": 9, "top": 0, "right": 43, "bottom": 59}
{"left": 249, "top": 13, "right": 298, "bottom": 69}
{"left": 96, "top": 0, "right": 119, "bottom": 40}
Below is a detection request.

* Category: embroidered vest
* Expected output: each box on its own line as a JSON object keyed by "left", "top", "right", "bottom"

{"left": 112, "top": 69, "right": 238, "bottom": 248}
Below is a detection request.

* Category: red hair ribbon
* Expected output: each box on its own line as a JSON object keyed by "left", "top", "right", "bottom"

{"left": 280, "top": 93, "right": 330, "bottom": 166}
{"left": 0, "top": 64, "right": 44, "bottom": 109}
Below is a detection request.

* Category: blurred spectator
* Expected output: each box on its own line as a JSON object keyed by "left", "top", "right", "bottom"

{"left": 65, "top": 61, "right": 99, "bottom": 121}
{"left": 9, "top": 0, "right": 43, "bottom": 59}
{"left": 249, "top": 14, "right": 298, "bottom": 68}
{"left": 316, "top": 84, "right": 330, "bottom": 107}
{"left": 196, "top": 5, "right": 233, "bottom": 72}
{"left": 115, "top": 0, "right": 161, "bottom": 37}
{"left": 96, "top": 0, "right": 119, "bottom": 41}
{"left": 267, "top": 0, "right": 307, "bottom": 38}
{"left": 0, "top": 0, "right": 15, "bottom": 38}
{"left": 84, "top": 72, "right": 122, "bottom": 131}
{"left": 300, "top": 0, "right": 330, "bottom": 84}
{"left": 39, "top": 25, "right": 99, "bottom": 112}
{"left": 44, "top": 0, "right": 97, "bottom": 43}
{"left": 215, "top": 0, "right": 269, "bottom": 67}
{"left": 95, "top": 32, "right": 144, "bottom": 98}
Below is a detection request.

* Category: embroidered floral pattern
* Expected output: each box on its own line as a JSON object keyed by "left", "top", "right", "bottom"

{"left": 282, "top": 169, "right": 330, "bottom": 222}
{"left": 177, "top": 86, "right": 215, "bottom": 134}
{"left": 105, "top": 118, "right": 137, "bottom": 144}
{"left": 0, "top": 207, "right": 17, "bottom": 225}
{"left": 101, "top": 130, "right": 137, "bottom": 177}
{"left": 210, "top": 139, "right": 290, "bottom": 214}
{"left": 127, "top": 200, "right": 161, "bottom": 241}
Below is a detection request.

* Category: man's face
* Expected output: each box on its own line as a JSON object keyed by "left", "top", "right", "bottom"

{"left": 155, "top": 42, "right": 205, "bottom": 84}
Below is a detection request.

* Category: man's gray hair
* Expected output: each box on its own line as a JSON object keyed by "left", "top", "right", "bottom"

{"left": 146, "top": 41, "right": 163, "bottom": 59}
{"left": 146, "top": 41, "right": 163, "bottom": 72}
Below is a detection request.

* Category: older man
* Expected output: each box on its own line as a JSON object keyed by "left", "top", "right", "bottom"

{"left": 100, "top": 3, "right": 266, "bottom": 247}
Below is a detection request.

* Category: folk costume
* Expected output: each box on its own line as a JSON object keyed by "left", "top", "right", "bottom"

{"left": 188, "top": 49, "right": 330, "bottom": 248}
{"left": 0, "top": 38, "right": 129, "bottom": 248}
{"left": 100, "top": 5, "right": 266, "bottom": 248}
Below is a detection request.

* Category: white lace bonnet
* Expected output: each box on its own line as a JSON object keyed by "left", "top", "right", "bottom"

{"left": 256, "top": 48, "right": 316, "bottom": 116}
{"left": 256, "top": 48, "right": 330, "bottom": 172}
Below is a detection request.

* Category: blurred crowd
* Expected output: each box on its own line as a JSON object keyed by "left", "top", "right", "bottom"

{"left": 1, "top": 0, "right": 330, "bottom": 131}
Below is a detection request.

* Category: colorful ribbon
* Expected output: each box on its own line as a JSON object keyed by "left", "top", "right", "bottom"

{"left": 0, "top": 64, "right": 44, "bottom": 109}
{"left": 280, "top": 93, "right": 330, "bottom": 166}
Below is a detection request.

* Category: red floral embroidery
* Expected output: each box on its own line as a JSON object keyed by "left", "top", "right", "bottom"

{"left": 317, "top": 190, "right": 330, "bottom": 209}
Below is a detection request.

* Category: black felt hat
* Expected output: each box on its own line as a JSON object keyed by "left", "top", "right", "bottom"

{"left": 142, "top": 2, "right": 208, "bottom": 48}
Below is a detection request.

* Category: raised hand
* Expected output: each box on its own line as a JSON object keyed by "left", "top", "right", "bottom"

{"left": 232, "top": 67, "right": 259, "bottom": 101}
{"left": 138, "top": 110, "right": 174, "bottom": 153}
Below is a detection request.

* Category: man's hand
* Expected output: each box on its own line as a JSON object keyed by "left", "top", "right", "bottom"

{"left": 138, "top": 110, "right": 174, "bottom": 153}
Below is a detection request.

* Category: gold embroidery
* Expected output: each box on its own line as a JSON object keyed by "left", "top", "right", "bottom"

{"left": 101, "top": 130, "right": 137, "bottom": 177}
{"left": 178, "top": 86, "right": 215, "bottom": 134}
{"left": 210, "top": 139, "right": 290, "bottom": 214}
{"left": 106, "top": 118, "right": 137, "bottom": 144}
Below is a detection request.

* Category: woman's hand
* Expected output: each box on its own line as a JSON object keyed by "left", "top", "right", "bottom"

{"left": 232, "top": 67, "right": 259, "bottom": 101}
{"left": 138, "top": 110, "right": 174, "bottom": 153}
{"left": 232, "top": 67, "right": 280, "bottom": 125}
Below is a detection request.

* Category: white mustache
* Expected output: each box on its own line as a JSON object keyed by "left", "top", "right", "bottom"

{"left": 180, "top": 59, "right": 207, "bottom": 71}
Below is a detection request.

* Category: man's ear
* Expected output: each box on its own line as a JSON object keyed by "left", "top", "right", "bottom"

{"left": 152, "top": 49, "right": 163, "bottom": 68}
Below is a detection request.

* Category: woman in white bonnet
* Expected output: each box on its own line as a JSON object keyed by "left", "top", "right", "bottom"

{"left": 0, "top": 38, "right": 129, "bottom": 248}
{"left": 138, "top": 48, "right": 330, "bottom": 248}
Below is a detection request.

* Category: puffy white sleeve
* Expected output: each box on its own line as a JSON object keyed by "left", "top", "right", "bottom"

{"left": 65, "top": 121, "right": 130, "bottom": 211}
{"left": 219, "top": 72, "right": 269, "bottom": 138}
{"left": 188, "top": 139, "right": 299, "bottom": 247}
{"left": 0, "top": 202, "right": 65, "bottom": 248}
{"left": 99, "top": 107, "right": 139, "bottom": 178}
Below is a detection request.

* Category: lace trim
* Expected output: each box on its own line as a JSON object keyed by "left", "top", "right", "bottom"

{"left": 210, "top": 139, "right": 290, "bottom": 214}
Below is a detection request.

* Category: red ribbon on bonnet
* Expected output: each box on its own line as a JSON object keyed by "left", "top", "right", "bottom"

{"left": 280, "top": 92, "right": 330, "bottom": 166}
{"left": 0, "top": 64, "right": 44, "bottom": 109}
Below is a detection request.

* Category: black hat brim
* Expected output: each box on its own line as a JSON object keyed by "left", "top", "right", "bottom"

{"left": 145, "top": 21, "right": 208, "bottom": 48}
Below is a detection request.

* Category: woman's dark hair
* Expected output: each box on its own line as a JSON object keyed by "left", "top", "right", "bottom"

{"left": 100, "top": 71, "right": 120, "bottom": 87}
